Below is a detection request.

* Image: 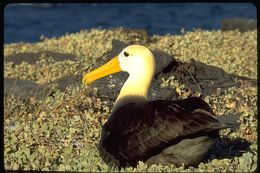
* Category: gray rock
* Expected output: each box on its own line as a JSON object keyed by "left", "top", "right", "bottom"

{"left": 4, "top": 51, "right": 76, "bottom": 65}
{"left": 221, "top": 18, "right": 257, "bottom": 32}
{"left": 92, "top": 72, "right": 174, "bottom": 101}
{"left": 93, "top": 39, "right": 174, "bottom": 75}
{"left": 4, "top": 78, "right": 51, "bottom": 100}
{"left": 160, "top": 58, "right": 236, "bottom": 96}
{"left": 50, "top": 75, "right": 82, "bottom": 92}
{"left": 90, "top": 39, "right": 176, "bottom": 101}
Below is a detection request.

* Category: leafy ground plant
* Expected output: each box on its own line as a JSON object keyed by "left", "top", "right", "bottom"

{"left": 4, "top": 28, "right": 257, "bottom": 172}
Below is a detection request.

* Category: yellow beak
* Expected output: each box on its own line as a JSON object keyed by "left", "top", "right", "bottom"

{"left": 82, "top": 56, "right": 122, "bottom": 85}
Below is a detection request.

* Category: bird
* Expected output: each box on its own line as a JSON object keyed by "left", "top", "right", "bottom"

{"left": 82, "top": 45, "right": 234, "bottom": 168}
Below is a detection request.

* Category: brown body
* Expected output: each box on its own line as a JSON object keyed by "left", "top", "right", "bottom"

{"left": 99, "top": 97, "right": 226, "bottom": 167}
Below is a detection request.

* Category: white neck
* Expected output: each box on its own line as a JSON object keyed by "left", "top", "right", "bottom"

{"left": 112, "top": 70, "right": 154, "bottom": 113}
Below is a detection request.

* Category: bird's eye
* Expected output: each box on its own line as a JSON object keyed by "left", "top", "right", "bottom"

{"left": 123, "top": 52, "right": 129, "bottom": 57}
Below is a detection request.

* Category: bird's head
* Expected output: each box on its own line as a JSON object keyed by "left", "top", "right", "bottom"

{"left": 82, "top": 45, "right": 156, "bottom": 85}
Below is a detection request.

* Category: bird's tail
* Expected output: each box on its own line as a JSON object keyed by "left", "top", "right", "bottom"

{"left": 217, "top": 114, "right": 240, "bottom": 131}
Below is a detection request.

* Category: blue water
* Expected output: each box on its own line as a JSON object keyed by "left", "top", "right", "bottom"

{"left": 4, "top": 3, "right": 256, "bottom": 43}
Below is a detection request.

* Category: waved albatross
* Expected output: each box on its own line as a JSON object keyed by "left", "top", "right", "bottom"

{"left": 82, "top": 45, "right": 234, "bottom": 168}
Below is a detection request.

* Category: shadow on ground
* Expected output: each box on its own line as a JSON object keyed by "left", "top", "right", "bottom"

{"left": 204, "top": 136, "right": 251, "bottom": 162}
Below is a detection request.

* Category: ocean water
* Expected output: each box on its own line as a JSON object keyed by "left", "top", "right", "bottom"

{"left": 4, "top": 3, "right": 257, "bottom": 43}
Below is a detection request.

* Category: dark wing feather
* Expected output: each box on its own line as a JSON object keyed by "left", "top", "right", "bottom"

{"left": 101, "top": 97, "right": 225, "bottom": 167}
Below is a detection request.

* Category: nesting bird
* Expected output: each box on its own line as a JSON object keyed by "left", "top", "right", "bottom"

{"left": 82, "top": 45, "right": 233, "bottom": 168}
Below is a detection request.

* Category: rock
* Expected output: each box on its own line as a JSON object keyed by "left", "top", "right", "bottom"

{"left": 50, "top": 75, "right": 82, "bottom": 92}
{"left": 89, "top": 40, "right": 238, "bottom": 101}
{"left": 92, "top": 72, "right": 174, "bottom": 101}
{"left": 4, "top": 78, "right": 51, "bottom": 100}
{"left": 152, "top": 49, "right": 176, "bottom": 75}
{"left": 112, "top": 28, "right": 150, "bottom": 44}
{"left": 160, "top": 58, "right": 236, "bottom": 96}
{"left": 90, "top": 39, "right": 177, "bottom": 101}
{"left": 4, "top": 51, "right": 76, "bottom": 65}
{"left": 3, "top": 40, "right": 241, "bottom": 102}
{"left": 221, "top": 18, "right": 256, "bottom": 32}
{"left": 93, "top": 39, "right": 174, "bottom": 74}
{"left": 91, "top": 40, "right": 128, "bottom": 70}
{"left": 4, "top": 75, "right": 82, "bottom": 100}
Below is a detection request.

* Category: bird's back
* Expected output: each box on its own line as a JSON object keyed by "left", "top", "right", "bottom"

{"left": 99, "top": 97, "right": 228, "bottom": 167}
